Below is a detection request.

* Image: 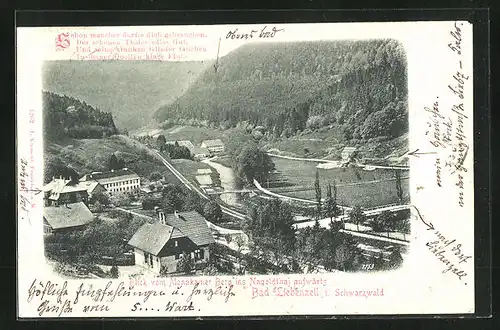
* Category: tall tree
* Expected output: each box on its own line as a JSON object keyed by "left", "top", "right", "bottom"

{"left": 349, "top": 205, "right": 366, "bottom": 232}
{"left": 314, "top": 169, "right": 322, "bottom": 219}
{"left": 157, "top": 134, "right": 167, "bottom": 148}
{"left": 161, "top": 184, "right": 186, "bottom": 213}
{"left": 117, "top": 158, "right": 125, "bottom": 169}
{"left": 324, "top": 183, "right": 338, "bottom": 221}
{"left": 109, "top": 154, "right": 118, "bottom": 171}
{"left": 203, "top": 201, "right": 222, "bottom": 224}
{"left": 395, "top": 170, "right": 404, "bottom": 203}
{"left": 236, "top": 145, "right": 275, "bottom": 184}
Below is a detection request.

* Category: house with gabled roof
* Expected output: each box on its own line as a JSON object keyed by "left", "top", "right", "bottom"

{"left": 128, "top": 210, "right": 215, "bottom": 274}
{"left": 200, "top": 139, "right": 225, "bottom": 155}
{"left": 80, "top": 168, "right": 140, "bottom": 195}
{"left": 43, "top": 176, "right": 106, "bottom": 206}
{"left": 341, "top": 147, "right": 358, "bottom": 163}
{"left": 43, "top": 202, "right": 95, "bottom": 235}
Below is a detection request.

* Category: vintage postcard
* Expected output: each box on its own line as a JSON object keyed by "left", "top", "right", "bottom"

{"left": 16, "top": 21, "right": 475, "bottom": 318}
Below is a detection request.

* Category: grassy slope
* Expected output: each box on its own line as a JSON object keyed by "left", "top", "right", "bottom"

{"left": 161, "top": 125, "right": 226, "bottom": 146}
{"left": 171, "top": 159, "right": 221, "bottom": 186}
{"left": 42, "top": 60, "right": 212, "bottom": 131}
{"left": 44, "top": 135, "right": 180, "bottom": 184}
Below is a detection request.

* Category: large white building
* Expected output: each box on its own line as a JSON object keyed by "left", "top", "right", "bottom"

{"left": 200, "top": 139, "right": 225, "bottom": 154}
{"left": 80, "top": 168, "right": 141, "bottom": 194}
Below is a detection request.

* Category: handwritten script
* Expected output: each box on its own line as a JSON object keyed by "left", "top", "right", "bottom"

{"left": 413, "top": 206, "right": 472, "bottom": 284}
{"left": 423, "top": 21, "right": 470, "bottom": 207}
{"left": 25, "top": 278, "right": 240, "bottom": 316}
{"left": 226, "top": 25, "right": 284, "bottom": 40}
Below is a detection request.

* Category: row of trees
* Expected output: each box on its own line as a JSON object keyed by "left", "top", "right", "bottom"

{"left": 244, "top": 198, "right": 403, "bottom": 273}
{"left": 45, "top": 213, "right": 144, "bottom": 266}
{"left": 156, "top": 135, "right": 193, "bottom": 160}
{"left": 140, "top": 183, "right": 224, "bottom": 224}
{"left": 314, "top": 169, "right": 342, "bottom": 220}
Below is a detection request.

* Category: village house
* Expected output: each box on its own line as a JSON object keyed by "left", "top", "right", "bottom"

{"left": 43, "top": 176, "right": 106, "bottom": 206}
{"left": 80, "top": 168, "right": 140, "bottom": 195}
{"left": 200, "top": 139, "right": 225, "bottom": 155}
{"left": 43, "top": 201, "right": 95, "bottom": 235}
{"left": 128, "top": 210, "right": 215, "bottom": 274}
{"left": 192, "top": 147, "right": 210, "bottom": 161}
{"left": 341, "top": 147, "right": 358, "bottom": 163}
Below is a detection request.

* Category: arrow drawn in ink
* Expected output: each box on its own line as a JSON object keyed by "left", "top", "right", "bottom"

{"left": 407, "top": 149, "right": 438, "bottom": 158}
{"left": 19, "top": 188, "right": 42, "bottom": 195}
{"left": 410, "top": 205, "right": 434, "bottom": 230}
{"left": 214, "top": 37, "right": 221, "bottom": 73}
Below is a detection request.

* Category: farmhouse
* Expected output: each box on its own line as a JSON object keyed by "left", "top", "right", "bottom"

{"left": 192, "top": 147, "right": 210, "bottom": 161}
{"left": 81, "top": 168, "right": 140, "bottom": 194}
{"left": 341, "top": 147, "right": 357, "bottom": 163}
{"left": 128, "top": 210, "right": 215, "bottom": 274}
{"left": 43, "top": 202, "right": 95, "bottom": 235}
{"left": 200, "top": 139, "right": 225, "bottom": 154}
{"left": 43, "top": 176, "right": 106, "bottom": 206}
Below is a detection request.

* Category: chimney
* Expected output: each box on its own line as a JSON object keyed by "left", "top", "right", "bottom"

{"left": 174, "top": 210, "right": 179, "bottom": 218}
{"left": 158, "top": 211, "right": 165, "bottom": 225}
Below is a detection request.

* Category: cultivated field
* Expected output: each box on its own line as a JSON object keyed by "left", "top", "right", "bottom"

{"left": 171, "top": 158, "right": 221, "bottom": 186}
{"left": 268, "top": 157, "right": 409, "bottom": 208}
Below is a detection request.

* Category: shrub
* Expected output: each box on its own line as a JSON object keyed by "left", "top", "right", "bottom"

{"left": 109, "top": 265, "right": 119, "bottom": 278}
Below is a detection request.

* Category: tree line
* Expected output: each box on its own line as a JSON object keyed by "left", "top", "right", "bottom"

{"left": 244, "top": 198, "right": 404, "bottom": 273}
{"left": 155, "top": 39, "right": 408, "bottom": 142}
{"left": 43, "top": 91, "right": 118, "bottom": 140}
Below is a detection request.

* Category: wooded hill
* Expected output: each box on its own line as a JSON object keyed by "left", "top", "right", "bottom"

{"left": 43, "top": 60, "right": 211, "bottom": 131}
{"left": 155, "top": 39, "right": 408, "bottom": 141}
{"left": 43, "top": 91, "right": 118, "bottom": 140}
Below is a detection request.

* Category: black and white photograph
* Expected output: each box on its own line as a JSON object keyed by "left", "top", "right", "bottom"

{"left": 17, "top": 21, "right": 475, "bottom": 317}
{"left": 40, "top": 38, "right": 410, "bottom": 279}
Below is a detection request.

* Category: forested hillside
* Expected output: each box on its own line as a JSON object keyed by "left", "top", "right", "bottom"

{"left": 43, "top": 91, "right": 118, "bottom": 139}
{"left": 43, "top": 60, "right": 211, "bottom": 131}
{"left": 155, "top": 39, "right": 408, "bottom": 141}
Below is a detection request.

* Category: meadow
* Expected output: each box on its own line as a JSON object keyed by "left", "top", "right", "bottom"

{"left": 44, "top": 135, "right": 180, "bottom": 184}
{"left": 268, "top": 157, "right": 409, "bottom": 208}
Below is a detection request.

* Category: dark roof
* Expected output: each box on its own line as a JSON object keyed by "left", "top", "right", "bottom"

{"left": 43, "top": 202, "right": 95, "bottom": 230}
{"left": 165, "top": 211, "right": 215, "bottom": 246}
{"left": 128, "top": 222, "right": 175, "bottom": 256}
{"left": 84, "top": 169, "right": 139, "bottom": 181}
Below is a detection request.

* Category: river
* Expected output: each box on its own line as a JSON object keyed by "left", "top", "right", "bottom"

{"left": 203, "top": 158, "right": 242, "bottom": 207}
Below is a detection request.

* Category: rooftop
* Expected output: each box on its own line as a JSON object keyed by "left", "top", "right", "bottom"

{"left": 82, "top": 168, "right": 139, "bottom": 182}
{"left": 342, "top": 147, "right": 357, "bottom": 152}
{"left": 201, "top": 139, "right": 224, "bottom": 147}
{"left": 195, "top": 175, "right": 213, "bottom": 186}
{"left": 128, "top": 222, "right": 175, "bottom": 256}
{"left": 128, "top": 211, "right": 214, "bottom": 255}
{"left": 166, "top": 140, "right": 195, "bottom": 151}
{"left": 192, "top": 147, "right": 209, "bottom": 155}
{"left": 164, "top": 211, "right": 215, "bottom": 246}
{"left": 43, "top": 178, "right": 94, "bottom": 200}
{"left": 43, "top": 202, "right": 95, "bottom": 230}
